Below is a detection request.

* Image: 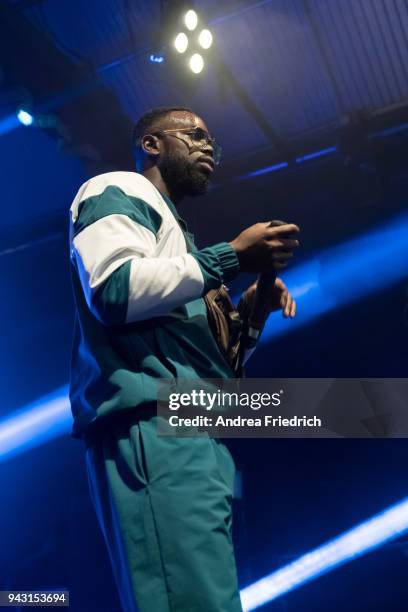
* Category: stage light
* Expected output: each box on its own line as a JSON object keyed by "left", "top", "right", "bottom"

{"left": 369, "top": 122, "right": 408, "bottom": 139}
{"left": 17, "top": 108, "right": 33, "bottom": 126}
{"left": 198, "top": 29, "right": 213, "bottom": 49}
{"left": 0, "top": 386, "right": 71, "bottom": 463}
{"left": 232, "top": 210, "right": 408, "bottom": 341}
{"left": 149, "top": 54, "right": 165, "bottom": 63}
{"left": 241, "top": 162, "right": 289, "bottom": 179}
{"left": 174, "top": 32, "right": 189, "bottom": 53}
{"left": 189, "top": 53, "right": 204, "bottom": 74}
{"left": 169, "top": 7, "right": 212, "bottom": 75}
{"left": 0, "top": 114, "right": 20, "bottom": 136}
{"left": 240, "top": 496, "right": 408, "bottom": 609}
{"left": 296, "top": 146, "right": 337, "bottom": 163}
{"left": 184, "top": 9, "right": 198, "bottom": 31}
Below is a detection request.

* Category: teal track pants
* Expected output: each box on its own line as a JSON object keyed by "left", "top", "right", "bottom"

{"left": 85, "top": 414, "right": 243, "bottom": 612}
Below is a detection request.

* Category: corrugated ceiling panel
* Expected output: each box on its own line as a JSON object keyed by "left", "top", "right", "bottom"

{"left": 23, "top": 0, "right": 158, "bottom": 66}
{"left": 20, "top": 0, "right": 270, "bottom": 157}
{"left": 311, "top": 0, "right": 408, "bottom": 112}
{"left": 100, "top": 54, "right": 271, "bottom": 158}
{"left": 209, "top": 0, "right": 340, "bottom": 138}
{"left": 16, "top": 0, "right": 408, "bottom": 158}
{"left": 183, "top": 68, "right": 272, "bottom": 158}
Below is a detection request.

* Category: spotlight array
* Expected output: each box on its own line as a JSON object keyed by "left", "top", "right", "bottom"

{"left": 173, "top": 8, "right": 213, "bottom": 74}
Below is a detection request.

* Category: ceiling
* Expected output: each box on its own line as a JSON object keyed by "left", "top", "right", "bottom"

{"left": 4, "top": 0, "right": 408, "bottom": 167}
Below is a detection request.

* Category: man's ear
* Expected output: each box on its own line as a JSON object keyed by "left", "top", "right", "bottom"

{"left": 141, "top": 134, "right": 161, "bottom": 159}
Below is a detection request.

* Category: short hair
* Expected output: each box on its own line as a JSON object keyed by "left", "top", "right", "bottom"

{"left": 132, "top": 105, "right": 194, "bottom": 152}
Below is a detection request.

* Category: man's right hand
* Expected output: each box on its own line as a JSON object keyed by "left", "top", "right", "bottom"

{"left": 228, "top": 221, "right": 300, "bottom": 274}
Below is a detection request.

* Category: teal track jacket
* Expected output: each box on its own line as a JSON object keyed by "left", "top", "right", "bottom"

{"left": 69, "top": 171, "right": 244, "bottom": 440}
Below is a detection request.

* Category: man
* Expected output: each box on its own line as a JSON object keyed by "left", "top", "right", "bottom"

{"left": 69, "top": 106, "right": 299, "bottom": 611}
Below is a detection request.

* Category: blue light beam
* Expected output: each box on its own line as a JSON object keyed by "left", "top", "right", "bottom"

{"left": 296, "top": 146, "right": 337, "bottom": 163}
{"left": 238, "top": 210, "right": 408, "bottom": 342}
{"left": 2, "top": 215, "right": 406, "bottom": 462}
{"left": 240, "top": 162, "right": 289, "bottom": 180}
{"left": 240, "top": 496, "right": 408, "bottom": 610}
{"left": 239, "top": 146, "right": 337, "bottom": 180}
{"left": 0, "top": 109, "right": 34, "bottom": 136}
{"left": 0, "top": 386, "right": 71, "bottom": 462}
{"left": 0, "top": 114, "right": 21, "bottom": 136}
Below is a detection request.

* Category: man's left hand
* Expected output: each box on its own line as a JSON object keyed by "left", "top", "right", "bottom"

{"left": 240, "top": 277, "right": 297, "bottom": 319}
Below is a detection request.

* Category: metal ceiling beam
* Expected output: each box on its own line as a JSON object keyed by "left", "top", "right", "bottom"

{"left": 209, "top": 0, "right": 276, "bottom": 26}
{"left": 215, "top": 51, "right": 293, "bottom": 159}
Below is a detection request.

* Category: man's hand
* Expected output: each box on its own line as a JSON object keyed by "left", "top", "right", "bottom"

{"left": 239, "top": 277, "right": 296, "bottom": 321}
{"left": 229, "top": 222, "right": 300, "bottom": 274}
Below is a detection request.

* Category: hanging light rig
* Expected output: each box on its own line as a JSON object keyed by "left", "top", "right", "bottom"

{"left": 173, "top": 8, "right": 213, "bottom": 74}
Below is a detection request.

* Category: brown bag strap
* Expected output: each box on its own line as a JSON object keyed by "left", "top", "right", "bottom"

{"left": 174, "top": 220, "right": 245, "bottom": 375}
{"left": 204, "top": 285, "right": 245, "bottom": 377}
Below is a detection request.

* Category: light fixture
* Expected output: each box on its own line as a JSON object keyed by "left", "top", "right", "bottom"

{"left": 174, "top": 32, "right": 189, "bottom": 53}
{"left": 189, "top": 53, "right": 204, "bottom": 74}
{"left": 17, "top": 108, "right": 33, "bottom": 126}
{"left": 198, "top": 29, "right": 213, "bottom": 50}
{"left": 169, "top": 7, "right": 212, "bottom": 75}
{"left": 0, "top": 385, "right": 71, "bottom": 462}
{"left": 149, "top": 54, "right": 165, "bottom": 63}
{"left": 240, "top": 495, "right": 408, "bottom": 609}
{"left": 231, "top": 210, "right": 408, "bottom": 342}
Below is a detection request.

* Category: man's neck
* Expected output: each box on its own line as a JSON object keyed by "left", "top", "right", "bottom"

{"left": 142, "top": 167, "right": 182, "bottom": 206}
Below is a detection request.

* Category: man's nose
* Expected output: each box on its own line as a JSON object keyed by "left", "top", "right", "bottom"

{"left": 202, "top": 141, "right": 214, "bottom": 157}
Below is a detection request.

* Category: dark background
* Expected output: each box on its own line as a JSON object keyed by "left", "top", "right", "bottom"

{"left": 0, "top": 1, "right": 407, "bottom": 610}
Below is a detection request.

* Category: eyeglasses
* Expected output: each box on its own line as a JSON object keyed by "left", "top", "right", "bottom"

{"left": 152, "top": 126, "right": 222, "bottom": 165}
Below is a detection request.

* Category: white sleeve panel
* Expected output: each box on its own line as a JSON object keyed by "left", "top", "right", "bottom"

{"left": 72, "top": 213, "right": 205, "bottom": 322}
{"left": 126, "top": 253, "right": 204, "bottom": 322}
{"left": 72, "top": 214, "right": 156, "bottom": 310}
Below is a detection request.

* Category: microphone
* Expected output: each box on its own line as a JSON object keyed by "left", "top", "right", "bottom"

{"left": 247, "top": 220, "right": 291, "bottom": 336}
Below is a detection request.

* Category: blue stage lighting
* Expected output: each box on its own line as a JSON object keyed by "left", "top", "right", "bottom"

{"left": 369, "top": 122, "right": 408, "bottom": 139}
{"left": 239, "top": 146, "right": 338, "bottom": 180}
{"left": 296, "top": 146, "right": 337, "bottom": 163}
{"left": 17, "top": 109, "right": 34, "bottom": 126}
{"left": 240, "top": 496, "right": 408, "bottom": 609}
{"left": 241, "top": 162, "right": 289, "bottom": 180}
{"left": 149, "top": 54, "right": 165, "bottom": 63}
{"left": 0, "top": 386, "right": 71, "bottom": 462}
{"left": 0, "top": 114, "right": 21, "bottom": 136}
{"left": 235, "top": 210, "right": 408, "bottom": 342}
{"left": 1, "top": 216, "right": 406, "bottom": 463}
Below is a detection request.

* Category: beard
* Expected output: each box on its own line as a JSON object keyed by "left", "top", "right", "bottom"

{"left": 158, "top": 150, "right": 211, "bottom": 197}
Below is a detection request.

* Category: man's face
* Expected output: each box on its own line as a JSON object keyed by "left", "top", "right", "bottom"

{"left": 156, "top": 111, "right": 215, "bottom": 197}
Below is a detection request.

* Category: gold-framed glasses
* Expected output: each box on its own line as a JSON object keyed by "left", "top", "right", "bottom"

{"left": 152, "top": 126, "right": 222, "bottom": 165}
